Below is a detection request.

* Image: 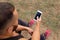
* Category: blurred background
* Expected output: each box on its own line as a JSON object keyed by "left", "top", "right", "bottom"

{"left": 0, "top": 0, "right": 60, "bottom": 40}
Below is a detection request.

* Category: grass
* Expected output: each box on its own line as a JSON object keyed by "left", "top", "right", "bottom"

{"left": 0, "top": 0, "right": 60, "bottom": 40}
{"left": 1, "top": 0, "right": 60, "bottom": 33}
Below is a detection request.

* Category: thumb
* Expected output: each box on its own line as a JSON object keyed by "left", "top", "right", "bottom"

{"left": 37, "top": 16, "right": 39, "bottom": 20}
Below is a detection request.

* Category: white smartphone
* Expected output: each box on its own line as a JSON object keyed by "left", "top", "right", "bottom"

{"left": 34, "top": 10, "right": 42, "bottom": 20}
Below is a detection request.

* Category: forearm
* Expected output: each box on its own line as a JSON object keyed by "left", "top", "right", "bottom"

{"left": 32, "top": 22, "right": 40, "bottom": 40}
{"left": 16, "top": 25, "right": 30, "bottom": 31}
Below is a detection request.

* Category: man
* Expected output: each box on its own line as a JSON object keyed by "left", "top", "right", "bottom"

{"left": 0, "top": 2, "right": 41, "bottom": 40}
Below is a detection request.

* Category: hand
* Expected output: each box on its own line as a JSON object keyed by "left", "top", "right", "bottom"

{"left": 27, "top": 28, "right": 33, "bottom": 35}
{"left": 36, "top": 16, "right": 41, "bottom": 24}
{"left": 36, "top": 16, "right": 41, "bottom": 22}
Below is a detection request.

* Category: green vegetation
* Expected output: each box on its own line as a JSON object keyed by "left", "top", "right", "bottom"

{"left": 0, "top": 0, "right": 60, "bottom": 32}
{"left": 0, "top": 0, "right": 60, "bottom": 40}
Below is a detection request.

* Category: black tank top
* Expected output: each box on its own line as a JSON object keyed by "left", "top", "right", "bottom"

{"left": 0, "top": 26, "right": 23, "bottom": 40}
{"left": 0, "top": 35, "right": 24, "bottom": 40}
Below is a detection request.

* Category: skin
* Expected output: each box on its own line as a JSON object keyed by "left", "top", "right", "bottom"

{"left": 0, "top": 9, "right": 33, "bottom": 39}
{"left": 32, "top": 17, "right": 41, "bottom": 40}
{"left": 19, "top": 17, "right": 41, "bottom": 40}
{"left": 17, "top": 25, "right": 33, "bottom": 34}
{"left": 0, "top": 9, "right": 18, "bottom": 39}
{"left": 0, "top": 9, "right": 41, "bottom": 40}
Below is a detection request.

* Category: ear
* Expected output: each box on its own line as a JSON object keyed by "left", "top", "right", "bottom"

{"left": 7, "top": 26, "right": 13, "bottom": 33}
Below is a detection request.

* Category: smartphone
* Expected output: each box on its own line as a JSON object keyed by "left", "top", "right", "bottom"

{"left": 34, "top": 10, "right": 42, "bottom": 20}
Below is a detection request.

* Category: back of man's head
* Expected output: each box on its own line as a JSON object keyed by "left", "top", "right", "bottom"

{"left": 0, "top": 2, "right": 15, "bottom": 34}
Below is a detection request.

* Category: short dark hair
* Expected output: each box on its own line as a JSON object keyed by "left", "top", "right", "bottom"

{"left": 0, "top": 2, "right": 15, "bottom": 33}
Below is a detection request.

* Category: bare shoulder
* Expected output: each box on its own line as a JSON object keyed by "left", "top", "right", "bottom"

{"left": 18, "top": 38, "right": 28, "bottom": 40}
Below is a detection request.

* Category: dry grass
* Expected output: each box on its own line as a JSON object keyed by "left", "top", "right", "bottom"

{"left": 0, "top": 0, "right": 60, "bottom": 40}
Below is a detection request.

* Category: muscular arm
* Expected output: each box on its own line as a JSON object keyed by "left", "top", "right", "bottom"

{"left": 16, "top": 25, "right": 33, "bottom": 33}
{"left": 32, "top": 17, "right": 41, "bottom": 40}
{"left": 16, "top": 25, "right": 28, "bottom": 31}
{"left": 32, "top": 22, "right": 40, "bottom": 40}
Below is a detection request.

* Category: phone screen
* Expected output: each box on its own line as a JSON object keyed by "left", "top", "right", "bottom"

{"left": 34, "top": 12, "right": 41, "bottom": 20}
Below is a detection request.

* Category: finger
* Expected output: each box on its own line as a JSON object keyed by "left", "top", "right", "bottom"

{"left": 39, "top": 17, "right": 41, "bottom": 21}
{"left": 29, "top": 32, "right": 33, "bottom": 36}
{"left": 37, "top": 16, "right": 38, "bottom": 20}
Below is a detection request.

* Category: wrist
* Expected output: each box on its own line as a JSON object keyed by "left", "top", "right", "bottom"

{"left": 36, "top": 22, "right": 40, "bottom": 24}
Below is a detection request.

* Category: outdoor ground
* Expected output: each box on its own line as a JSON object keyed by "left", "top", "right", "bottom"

{"left": 0, "top": 0, "right": 60, "bottom": 40}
